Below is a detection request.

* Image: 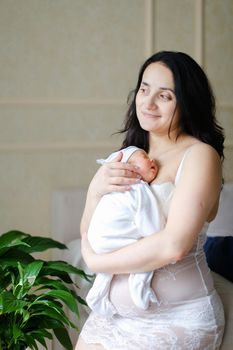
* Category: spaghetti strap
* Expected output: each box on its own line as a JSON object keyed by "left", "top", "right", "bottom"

{"left": 174, "top": 148, "right": 192, "bottom": 185}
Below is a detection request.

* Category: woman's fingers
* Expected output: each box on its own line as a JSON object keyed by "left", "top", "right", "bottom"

{"left": 88, "top": 157, "right": 141, "bottom": 197}
{"left": 107, "top": 162, "right": 140, "bottom": 178}
{"left": 108, "top": 152, "right": 139, "bottom": 174}
{"left": 109, "top": 175, "right": 140, "bottom": 185}
{"left": 109, "top": 168, "right": 140, "bottom": 179}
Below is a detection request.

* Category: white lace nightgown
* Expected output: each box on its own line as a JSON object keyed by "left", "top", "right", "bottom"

{"left": 80, "top": 156, "right": 225, "bottom": 350}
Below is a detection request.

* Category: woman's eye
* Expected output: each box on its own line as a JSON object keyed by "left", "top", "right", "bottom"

{"left": 160, "top": 94, "right": 170, "bottom": 101}
{"left": 139, "top": 86, "right": 150, "bottom": 95}
{"left": 139, "top": 88, "right": 146, "bottom": 94}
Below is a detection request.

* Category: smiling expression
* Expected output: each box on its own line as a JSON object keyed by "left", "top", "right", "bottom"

{"left": 136, "top": 62, "right": 180, "bottom": 136}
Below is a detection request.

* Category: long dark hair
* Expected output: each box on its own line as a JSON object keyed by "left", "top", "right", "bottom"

{"left": 119, "top": 51, "right": 224, "bottom": 159}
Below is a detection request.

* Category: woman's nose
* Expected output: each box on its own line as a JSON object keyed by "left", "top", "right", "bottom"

{"left": 144, "top": 95, "right": 157, "bottom": 110}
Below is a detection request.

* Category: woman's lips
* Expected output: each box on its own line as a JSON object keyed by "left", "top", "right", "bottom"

{"left": 142, "top": 111, "right": 161, "bottom": 118}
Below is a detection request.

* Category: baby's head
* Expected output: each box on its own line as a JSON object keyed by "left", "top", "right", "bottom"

{"left": 127, "top": 149, "right": 158, "bottom": 184}
{"left": 97, "top": 146, "right": 158, "bottom": 184}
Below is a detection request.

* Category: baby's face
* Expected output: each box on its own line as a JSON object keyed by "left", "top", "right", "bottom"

{"left": 128, "top": 150, "right": 158, "bottom": 183}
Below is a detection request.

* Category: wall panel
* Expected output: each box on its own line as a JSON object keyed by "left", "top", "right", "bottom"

{"left": 204, "top": 0, "right": 233, "bottom": 179}
{"left": 154, "top": 0, "right": 195, "bottom": 56}
{"left": 0, "top": 145, "right": 119, "bottom": 235}
{"left": 0, "top": 0, "right": 144, "bottom": 100}
{"left": 0, "top": 104, "right": 124, "bottom": 146}
{"left": 204, "top": 0, "right": 233, "bottom": 104}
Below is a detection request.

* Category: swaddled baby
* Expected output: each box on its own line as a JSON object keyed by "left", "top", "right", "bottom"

{"left": 87, "top": 146, "right": 165, "bottom": 316}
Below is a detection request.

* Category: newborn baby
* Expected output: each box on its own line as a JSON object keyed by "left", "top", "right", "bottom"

{"left": 86, "top": 146, "right": 165, "bottom": 316}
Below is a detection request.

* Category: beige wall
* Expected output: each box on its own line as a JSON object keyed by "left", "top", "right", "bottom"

{"left": 0, "top": 0, "right": 232, "bottom": 238}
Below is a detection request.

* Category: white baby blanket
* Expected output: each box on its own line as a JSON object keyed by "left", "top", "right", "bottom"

{"left": 86, "top": 181, "right": 165, "bottom": 316}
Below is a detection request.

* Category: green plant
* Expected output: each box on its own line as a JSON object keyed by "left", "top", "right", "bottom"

{"left": 0, "top": 230, "right": 91, "bottom": 350}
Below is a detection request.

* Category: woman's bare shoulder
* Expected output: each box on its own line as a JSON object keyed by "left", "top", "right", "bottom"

{"left": 180, "top": 141, "right": 221, "bottom": 175}
{"left": 186, "top": 141, "right": 220, "bottom": 159}
{"left": 178, "top": 141, "right": 222, "bottom": 191}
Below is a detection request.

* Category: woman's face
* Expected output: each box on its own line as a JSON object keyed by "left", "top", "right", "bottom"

{"left": 136, "top": 62, "right": 180, "bottom": 136}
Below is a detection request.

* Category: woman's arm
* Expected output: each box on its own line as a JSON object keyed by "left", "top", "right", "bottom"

{"left": 82, "top": 143, "right": 222, "bottom": 273}
{"left": 80, "top": 152, "right": 141, "bottom": 235}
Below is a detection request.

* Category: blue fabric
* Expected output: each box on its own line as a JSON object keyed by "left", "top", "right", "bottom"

{"left": 204, "top": 236, "right": 233, "bottom": 282}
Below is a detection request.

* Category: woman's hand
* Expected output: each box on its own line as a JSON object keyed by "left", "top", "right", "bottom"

{"left": 80, "top": 151, "right": 141, "bottom": 238}
{"left": 89, "top": 152, "right": 141, "bottom": 200}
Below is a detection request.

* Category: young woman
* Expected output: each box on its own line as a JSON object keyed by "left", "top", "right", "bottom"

{"left": 75, "top": 51, "right": 225, "bottom": 350}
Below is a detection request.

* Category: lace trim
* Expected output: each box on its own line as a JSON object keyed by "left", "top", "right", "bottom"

{"left": 80, "top": 292, "right": 224, "bottom": 350}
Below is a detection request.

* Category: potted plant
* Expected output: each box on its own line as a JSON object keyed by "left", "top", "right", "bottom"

{"left": 0, "top": 230, "right": 91, "bottom": 350}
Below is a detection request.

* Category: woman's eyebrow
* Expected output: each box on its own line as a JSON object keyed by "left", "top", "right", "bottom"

{"left": 159, "top": 87, "right": 175, "bottom": 93}
{"left": 141, "top": 81, "right": 150, "bottom": 87}
{"left": 141, "top": 82, "right": 175, "bottom": 93}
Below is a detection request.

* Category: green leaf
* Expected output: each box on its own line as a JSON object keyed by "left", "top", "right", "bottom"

{"left": 21, "top": 236, "right": 67, "bottom": 253}
{"left": 75, "top": 294, "right": 88, "bottom": 306}
{"left": 54, "top": 327, "right": 73, "bottom": 350}
{"left": 0, "top": 231, "right": 29, "bottom": 251}
{"left": 42, "top": 260, "right": 92, "bottom": 282}
{"left": 15, "top": 262, "right": 29, "bottom": 298}
{"left": 26, "top": 315, "right": 63, "bottom": 329}
{"left": 0, "top": 269, "right": 12, "bottom": 292}
{"left": 32, "top": 328, "right": 53, "bottom": 340}
{"left": 23, "top": 334, "right": 39, "bottom": 350}
{"left": 36, "top": 290, "right": 80, "bottom": 317}
{"left": 17, "top": 261, "right": 25, "bottom": 286}
{"left": 38, "top": 267, "right": 73, "bottom": 283}
{"left": 13, "top": 323, "right": 23, "bottom": 341}
{"left": 34, "top": 277, "right": 87, "bottom": 306}
{"left": 28, "top": 302, "right": 72, "bottom": 327}
{"left": 29, "top": 331, "right": 49, "bottom": 349}
{"left": 0, "top": 248, "right": 35, "bottom": 267}
{"left": 35, "top": 277, "right": 70, "bottom": 291}
{"left": 19, "top": 308, "right": 30, "bottom": 323}
{"left": 0, "top": 291, "right": 28, "bottom": 314}
{"left": 24, "top": 261, "right": 44, "bottom": 286}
